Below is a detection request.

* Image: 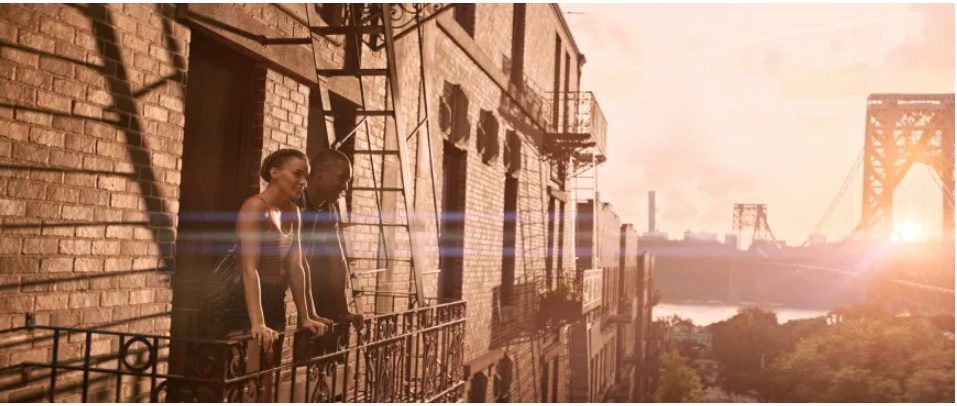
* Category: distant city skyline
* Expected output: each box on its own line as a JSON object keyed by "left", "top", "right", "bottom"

{"left": 564, "top": 3, "right": 954, "bottom": 245}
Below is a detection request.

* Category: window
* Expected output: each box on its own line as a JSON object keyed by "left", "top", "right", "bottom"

{"left": 307, "top": 91, "right": 357, "bottom": 213}
{"left": 316, "top": 4, "right": 344, "bottom": 26}
{"left": 439, "top": 142, "right": 467, "bottom": 301}
{"left": 453, "top": 4, "right": 476, "bottom": 37}
{"left": 563, "top": 51, "right": 571, "bottom": 128}
{"left": 557, "top": 200, "right": 566, "bottom": 274}
{"left": 510, "top": 4, "right": 526, "bottom": 83}
{"left": 546, "top": 195, "right": 556, "bottom": 288}
{"left": 501, "top": 175, "right": 518, "bottom": 304}
{"left": 552, "top": 34, "right": 562, "bottom": 126}
{"left": 477, "top": 110, "right": 499, "bottom": 164}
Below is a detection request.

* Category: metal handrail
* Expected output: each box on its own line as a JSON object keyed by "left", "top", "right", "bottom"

{"left": 0, "top": 301, "right": 468, "bottom": 403}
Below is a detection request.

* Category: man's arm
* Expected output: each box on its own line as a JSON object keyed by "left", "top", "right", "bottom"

{"left": 287, "top": 206, "right": 328, "bottom": 337}
{"left": 332, "top": 203, "right": 362, "bottom": 324}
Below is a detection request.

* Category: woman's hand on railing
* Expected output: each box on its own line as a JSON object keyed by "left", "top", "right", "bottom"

{"left": 311, "top": 315, "right": 335, "bottom": 326}
{"left": 251, "top": 323, "right": 279, "bottom": 348}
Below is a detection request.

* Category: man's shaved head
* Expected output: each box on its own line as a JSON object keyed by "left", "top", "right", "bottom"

{"left": 310, "top": 149, "right": 352, "bottom": 173}
{"left": 307, "top": 149, "right": 353, "bottom": 205}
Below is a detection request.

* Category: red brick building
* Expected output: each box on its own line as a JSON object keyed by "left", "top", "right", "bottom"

{"left": 0, "top": 3, "right": 652, "bottom": 402}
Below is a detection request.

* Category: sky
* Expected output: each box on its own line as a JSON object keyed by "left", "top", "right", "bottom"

{"left": 562, "top": 3, "right": 955, "bottom": 245}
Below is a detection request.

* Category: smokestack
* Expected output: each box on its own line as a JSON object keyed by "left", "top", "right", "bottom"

{"left": 648, "top": 191, "right": 656, "bottom": 233}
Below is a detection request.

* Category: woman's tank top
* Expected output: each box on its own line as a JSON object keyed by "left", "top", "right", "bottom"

{"left": 256, "top": 195, "right": 294, "bottom": 285}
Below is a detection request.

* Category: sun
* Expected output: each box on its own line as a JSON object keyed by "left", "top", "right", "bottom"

{"left": 891, "top": 221, "right": 924, "bottom": 242}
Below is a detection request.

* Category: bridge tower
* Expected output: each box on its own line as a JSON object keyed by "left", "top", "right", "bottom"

{"left": 732, "top": 203, "right": 779, "bottom": 250}
{"left": 860, "top": 94, "right": 955, "bottom": 235}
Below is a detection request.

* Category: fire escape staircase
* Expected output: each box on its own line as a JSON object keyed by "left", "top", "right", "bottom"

{"left": 304, "top": 4, "right": 443, "bottom": 311}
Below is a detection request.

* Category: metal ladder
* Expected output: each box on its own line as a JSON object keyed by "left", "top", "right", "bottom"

{"left": 304, "top": 4, "right": 436, "bottom": 310}
{"left": 519, "top": 149, "right": 551, "bottom": 291}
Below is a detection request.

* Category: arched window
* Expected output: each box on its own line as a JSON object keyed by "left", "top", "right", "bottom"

{"left": 503, "top": 130, "right": 522, "bottom": 176}
{"left": 477, "top": 110, "right": 500, "bottom": 164}
{"left": 438, "top": 81, "right": 470, "bottom": 149}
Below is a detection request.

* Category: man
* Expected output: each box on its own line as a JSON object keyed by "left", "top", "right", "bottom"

{"left": 298, "top": 149, "right": 364, "bottom": 357}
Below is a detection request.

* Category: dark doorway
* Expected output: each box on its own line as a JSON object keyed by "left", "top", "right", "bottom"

{"left": 439, "top": 142, "right": 467, "bottom": 301}
{"left": 171, "top": 33, "right": 260, "bottom": 339}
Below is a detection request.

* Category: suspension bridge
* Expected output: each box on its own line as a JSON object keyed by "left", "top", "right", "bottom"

{"left": 652, "top": 94, "right": 955, "bottom": 315}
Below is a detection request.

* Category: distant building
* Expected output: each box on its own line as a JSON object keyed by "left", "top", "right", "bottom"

{"left": 641, "top": 231, "right": 669, "bottom": 240}
{"left": 684, "top": 230, "right": 719, "bottom": 242}
{"left": 724, "top": 233, "right": 739, "bottom": 248}
{"left": 571, "top": 200, "right": 659, "bottom": 402}
{"left": 664, "top": 323, "right": 712, "bottom": 348}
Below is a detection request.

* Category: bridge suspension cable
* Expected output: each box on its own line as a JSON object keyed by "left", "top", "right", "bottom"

{"left": 808, "top": 149, "right": 863, "bottom": 243}
{"left": 923, "top": 164, "right": 954, "bottom": 206}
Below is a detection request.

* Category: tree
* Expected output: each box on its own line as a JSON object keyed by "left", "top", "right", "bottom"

{"left": 708, "top": 307, "right": 785, "bottom": 400}
{"left": 905, "top": 367, "right": 955, "bottom": 402}
{"left": 770, "top": 316, "right": 954, "bottom": 402}
{"left": 658, "top": 314, "right": 707, "bottom": 359}
{"left": 903, "top": 346, "right": 955, "bottom": 402}
{"left": 655, "top": 348, "right": 703, "bottom": 402}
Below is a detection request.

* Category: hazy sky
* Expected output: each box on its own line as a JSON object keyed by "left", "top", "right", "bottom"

{"left": 562, "top": 3, "right": 954, "bottom": 244}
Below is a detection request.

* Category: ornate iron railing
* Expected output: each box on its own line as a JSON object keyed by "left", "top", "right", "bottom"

{"left": 0, "top": 301, "right": 466, "bottom": 403}
{"left": 582, "top": 268, "right": 603, "bottom": 313}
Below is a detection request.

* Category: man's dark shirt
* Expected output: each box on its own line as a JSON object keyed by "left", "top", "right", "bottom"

{"left": 302, "top": 200, "right": 351, "bottom": 322}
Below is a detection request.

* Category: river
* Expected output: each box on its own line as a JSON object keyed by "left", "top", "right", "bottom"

{"left": 653, "top": 301, "right": 831, "bottom": 326}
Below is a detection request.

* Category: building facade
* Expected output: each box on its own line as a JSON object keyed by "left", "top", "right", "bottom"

{"left": 568, "top": 199, "right": 659, "bottom": 402}
{"left": 0, "top": 3, "right": 653, "bottom": 402}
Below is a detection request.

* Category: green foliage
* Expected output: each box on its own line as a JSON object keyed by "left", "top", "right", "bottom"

{"left": 701, "top": 306, "right": 953, "bottom": 403}
{"left": 655, "top": 348, "right": 704, "bottom": 403}
{"left": 707, "top": 307, "right": 784, "bottom": 400}
{"left": 659, "top": 314, "right": 708, "bottom": 360}
{"left": 905, "top": 364, "right": 955, "bottom": 402}
{"left": 769, "top": 316, "right": 954, "bottom": 402}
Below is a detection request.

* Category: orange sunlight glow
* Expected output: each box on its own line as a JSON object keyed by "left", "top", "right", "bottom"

{"left": 891, "top": 221, "right": 924, "bottom": 242}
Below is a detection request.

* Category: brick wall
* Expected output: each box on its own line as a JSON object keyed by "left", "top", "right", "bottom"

{"left": 256, "top": 66, "right": 310, "bottom": 349}
{"left": 427, "top": 4, "right": 586, "bottom": 402}
{"left": 0, "top": 3, "right": 189, "bottom": 400}
{"left": 0, "top": 0, "right": 187, "bottom": 342}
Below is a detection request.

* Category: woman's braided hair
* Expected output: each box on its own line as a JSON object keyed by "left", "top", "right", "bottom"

{"left": 260, "top": 148, "right": 307, "bottom": 182}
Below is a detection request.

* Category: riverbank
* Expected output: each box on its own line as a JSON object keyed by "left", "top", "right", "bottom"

{"left": 653, "top": 301, "right": 830, "bottom": 325}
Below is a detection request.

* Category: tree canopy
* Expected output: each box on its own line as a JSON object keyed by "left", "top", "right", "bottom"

{"left": 655, "top": 347, "right": 704, "bottom": 403}
{"left": 703, "top": 305, "right": 953, "bottom": 402}
{"left": 769, "top": 316, "right": 954, "bottom": 402}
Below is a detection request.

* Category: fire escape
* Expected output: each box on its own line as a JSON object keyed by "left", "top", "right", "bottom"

{"left": 538, "top": 91, "right": 608, "bottom": 328}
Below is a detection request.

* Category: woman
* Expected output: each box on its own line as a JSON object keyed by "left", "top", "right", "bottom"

{"left": 226, "top": 148, "right": 330, "bottom": 348}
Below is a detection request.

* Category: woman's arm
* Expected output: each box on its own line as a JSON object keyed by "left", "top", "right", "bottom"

{"left": 287, "top": 205, "right": 328, "bottom": 336}
{"left": 236, "top": 197, "right": 276, "bottom": 347}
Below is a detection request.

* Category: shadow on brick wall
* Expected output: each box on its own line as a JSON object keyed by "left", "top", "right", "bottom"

{"left": 489, "top": 282, "right": 539, "bottom": 349}
{"left": 0, "top": 317, "right": 172, "bottom": 402}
